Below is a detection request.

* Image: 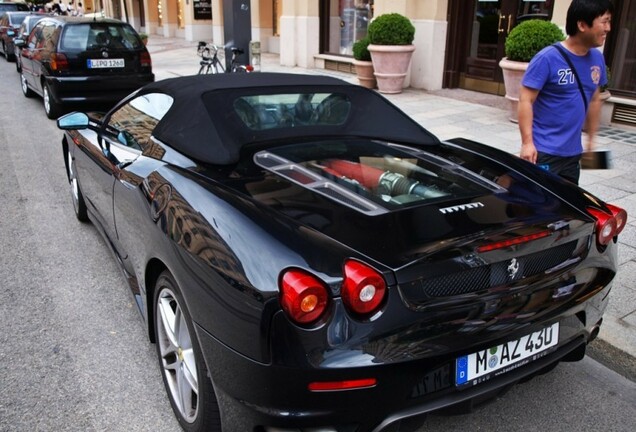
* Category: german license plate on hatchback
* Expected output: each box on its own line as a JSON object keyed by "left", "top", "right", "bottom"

{"left": 455, "top": 322, "right": 559, "bottom": 386}
{"left": 87, "top": 58, "right": 125, "bottom": 68}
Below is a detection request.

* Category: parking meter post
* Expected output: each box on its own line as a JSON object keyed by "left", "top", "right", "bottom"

{"left": 222, "top": 0, "right": 252, "bottom": 71}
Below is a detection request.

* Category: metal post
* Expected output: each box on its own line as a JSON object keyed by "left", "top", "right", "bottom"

{"left": 222, "top": 0, "right": 252, "bottom": 71}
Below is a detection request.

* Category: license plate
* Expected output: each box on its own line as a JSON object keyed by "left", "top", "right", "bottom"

{"left": 87, "top": 58, "right": 125, "bottom": 68}
{"left": 455, "top": 322, "right": 559, "bottom": 386}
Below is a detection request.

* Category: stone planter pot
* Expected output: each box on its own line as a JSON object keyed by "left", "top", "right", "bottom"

{"left": 499, "top": 57, "right": 529, "bottom": 123}
{"left": 368, "top": 44, "right": 415, "bottom": 94}
{"left": 353, "top": 59, "right": 376, "bottom": 89}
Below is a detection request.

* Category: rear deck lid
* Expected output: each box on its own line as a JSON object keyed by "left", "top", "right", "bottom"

{"left": 245, "top": 139, "right": 590, "bottom": 269}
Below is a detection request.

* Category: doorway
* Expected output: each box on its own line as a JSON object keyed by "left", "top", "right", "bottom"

{"left": 445, "top": 0, "right": 554, "bottom": 95}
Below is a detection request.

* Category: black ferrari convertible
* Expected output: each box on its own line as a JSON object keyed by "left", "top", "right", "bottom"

{"left": 57, "top": 73, "right": 626, "bottom": 432}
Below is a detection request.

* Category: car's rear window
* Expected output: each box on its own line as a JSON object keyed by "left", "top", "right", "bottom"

{"left": 60, "top": 23, "right": 143, "bottom": 51}
{"left": 8, "top": 13, "right": 27, "bottom": 25}
{"left": 0, "top": 4, "right": 29, "bottom": 12}
{"left": 233, "top": 92, "right": 351, "bottom": 130}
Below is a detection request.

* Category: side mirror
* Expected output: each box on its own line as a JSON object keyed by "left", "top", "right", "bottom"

{"left": 117, "top": 130, "right": 139, "bottom": 149}
{"left": 57, "top": 112, "right": 90, "bottom": 130}
{"left": 102, "top": 147, "right": 120, "bottom": 166}
{"left": 13, "top": 38, "right": 25, "bottom": 48}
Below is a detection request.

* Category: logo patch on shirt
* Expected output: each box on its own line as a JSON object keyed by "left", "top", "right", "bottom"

{"left": 591, "top": 65, "right": 601, "bottom": 85}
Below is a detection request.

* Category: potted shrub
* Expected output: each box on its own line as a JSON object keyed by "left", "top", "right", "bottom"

{"left": 352, "top": 37, "right": 376, "bottom": 89}
{"left": 499, "top": 19, "right": 564, "bottom": 122}
{"left": 367, "top": 13, "right": 416, "bottom": 94}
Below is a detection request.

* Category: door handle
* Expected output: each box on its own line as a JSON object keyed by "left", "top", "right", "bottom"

{"left": 507, "top": 14, "right": 513, "bottom": 33}
{"left": 498, "top": 14, "right": 505, "bottom": 33}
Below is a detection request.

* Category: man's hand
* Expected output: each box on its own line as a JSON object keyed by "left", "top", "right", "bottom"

{"left": 520, "top": 142, "right": 538, "bottom": 164}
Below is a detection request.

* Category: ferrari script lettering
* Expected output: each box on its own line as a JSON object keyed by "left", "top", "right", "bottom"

{"left": 439, "top": 202, "right": 484, "bottom": 214}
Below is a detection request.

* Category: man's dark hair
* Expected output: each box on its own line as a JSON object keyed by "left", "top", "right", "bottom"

{"left": 566, "top": 0, "right": 613, "bottom": 36}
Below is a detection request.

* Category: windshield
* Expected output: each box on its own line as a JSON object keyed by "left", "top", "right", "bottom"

{"left": 60, "top": 23, "right": 143, "bottom": 51}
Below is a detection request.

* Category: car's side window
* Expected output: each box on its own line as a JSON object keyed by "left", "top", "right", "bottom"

{"left": 27, "top": 23, "right": 41, "bottom": 49}
{"left": 105, "top": 93, "right": 174, "bottom": 153}
{"left": 41, "top": 23, "right": 58, "bottom": 54}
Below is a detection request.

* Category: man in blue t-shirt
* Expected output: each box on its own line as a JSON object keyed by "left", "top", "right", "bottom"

{"left": 518, "top": 0, "right": 612, "bottom": 184}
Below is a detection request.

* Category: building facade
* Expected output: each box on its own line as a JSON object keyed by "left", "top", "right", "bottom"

{"left": 97, "top": 0, "right": 636, "bottom": 127}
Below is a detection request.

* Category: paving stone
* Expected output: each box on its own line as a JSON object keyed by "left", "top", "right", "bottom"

{"left": 617, "top": 243, "right": 636, "bottom": 265}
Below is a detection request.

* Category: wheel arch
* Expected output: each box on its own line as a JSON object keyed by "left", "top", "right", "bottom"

{"left": 144, "top": 257, "right": 169, "bottom": 343}
{"left": 62, "top": 135, "right": 70, "bottom": 181}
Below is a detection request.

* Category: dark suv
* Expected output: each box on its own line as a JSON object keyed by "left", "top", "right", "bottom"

{"left": 16, "top": 16, "right": 154, "bottom": 119}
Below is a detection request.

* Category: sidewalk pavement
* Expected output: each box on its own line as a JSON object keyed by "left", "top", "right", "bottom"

{"left": 146, "top": 36, "right": 636, "bottom": 369}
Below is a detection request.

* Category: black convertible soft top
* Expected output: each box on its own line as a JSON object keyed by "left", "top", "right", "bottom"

{"left": 139, "top": 73, "right": 439, "bottom": 165}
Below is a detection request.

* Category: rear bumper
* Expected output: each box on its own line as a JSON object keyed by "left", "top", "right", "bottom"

{"left": 194, "top": 284, "right": 609, "bottom": 432}
{"left": 47, "top": 73, "right": 154, "bottom": 104}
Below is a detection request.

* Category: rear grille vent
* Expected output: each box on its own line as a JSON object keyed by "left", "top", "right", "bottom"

{"left": 401, "top": 241, "right": 578, "bottom": 301}
{"left": 612, "top": 103, "right": 636, "bottom": 127}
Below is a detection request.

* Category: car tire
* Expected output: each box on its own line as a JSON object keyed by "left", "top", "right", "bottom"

{"left": 67, "top": 147, "right": 88, "bottom": 222}
{"left": 5, "top": 44, "right": 14, "bottom": 62}
{"left": 20, "top": 73, "right": 33, "bottom": 98}
{"left": 154, "top": 271, "right": 222, "bottom": 432}
{"left": 1, "top": 42, "right": 8, "bottom": 62}
{"left": 43, "top": 82, "right": 62, "bottom": 119}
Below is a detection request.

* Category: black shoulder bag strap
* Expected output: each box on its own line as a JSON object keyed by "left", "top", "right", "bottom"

{"left": 553, "top": 43, "right": 588, "bottom": 113}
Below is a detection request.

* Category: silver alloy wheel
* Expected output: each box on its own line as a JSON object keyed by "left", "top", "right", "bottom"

{"left": 43, "top": 85, "right": 51, "bottom": 115}
{"left": 68, "top": 150, "right": 79, "bottom": 212}
{"left": 156, "top": 288, "right": 199, "bottom": 423}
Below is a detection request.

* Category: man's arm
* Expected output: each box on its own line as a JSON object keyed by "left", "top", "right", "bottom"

{"left": 518, "top": 85, "right": 540, "bottom": 164}
{"left": 584, "top": 87, "right": 603, "bottom": 152}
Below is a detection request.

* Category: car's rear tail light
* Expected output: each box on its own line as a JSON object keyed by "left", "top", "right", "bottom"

{"left": 280, "top": 269, "right": 329, "bottom": 325}
{"left": 245, "top": 64, "right": 254, "bottom": 72}
{"left": 476, "top": 230, "right": 551, "bottom": 253}
{"left": 308, "top": 378, "right": 377, "bottom": 392}
{"left": 50, "top": 53, "right": 69, "bottom": 71}
{"left": 587, "top": 203, "right": 627, "bottom": 246}
{"left": 342, "top": 260, "right": 386, "bottom": 316}
{"left": 606, "top": 203, "right": 627, "bottom": 235}
{"left": 141, "top": 51, "right": 152, "bottom": 68}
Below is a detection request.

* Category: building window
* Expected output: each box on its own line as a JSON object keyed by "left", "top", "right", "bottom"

{"left": 611, "top": 0, "right": 636, "bottom": 96}
{"left": 325, "top": 0, "right": 373, "bottom": 56}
